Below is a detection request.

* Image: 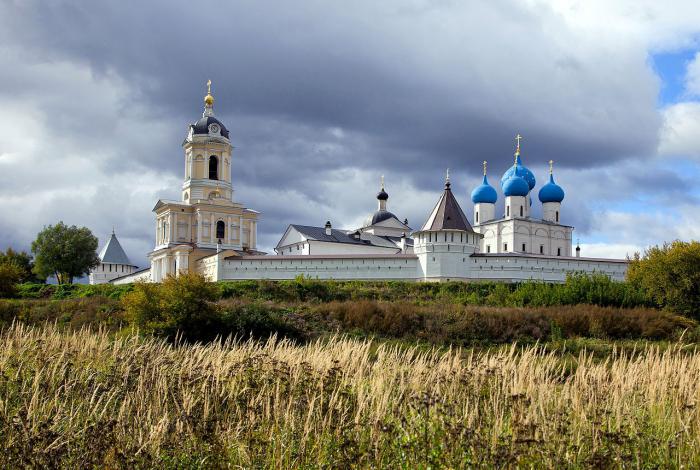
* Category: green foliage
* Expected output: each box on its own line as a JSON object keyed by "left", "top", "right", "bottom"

{"left": 217, "top": 274, "right": 647, "bottom": 309}
{"left": 627, "top": 240, "right": 700, "bottom": 318}
{"left": 0, "top": 248, "right": 43, "bottom": 283}
{"left": 0, "top": 263, "right": 23, "bottom": 298}
{"left": 15, "top": 282, "right": 133, "bottom": 300}
{"left": 31, "top": 222, "right": 100, "bottom": 284}
{"left": 123, "top": 272, "right": 221, "bottom": 342}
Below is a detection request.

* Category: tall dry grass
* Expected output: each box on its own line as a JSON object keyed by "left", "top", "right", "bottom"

{"left": 1, "top": 324, "right": 699, "bottom": 468}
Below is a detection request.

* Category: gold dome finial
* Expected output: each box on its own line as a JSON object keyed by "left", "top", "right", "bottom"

{"left": 483, "top": 160, "right": 487, "bottom": 176}
{"left": 204, "top": 79, "right": 214, "bottom": 106}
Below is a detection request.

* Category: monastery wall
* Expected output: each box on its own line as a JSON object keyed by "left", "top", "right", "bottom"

{"left": 198, "top": 252, "right": 628, "bottom": 283}
{"left": 215, "top": 254, "right": 419, "bottom": 281}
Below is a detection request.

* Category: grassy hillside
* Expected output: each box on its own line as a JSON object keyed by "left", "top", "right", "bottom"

{"left": 2, "top": 324, "right": 699, "bottom": 468}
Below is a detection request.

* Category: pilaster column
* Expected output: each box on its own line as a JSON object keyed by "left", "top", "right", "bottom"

{"left": 227, "top": 215, "right": 232, "bottom": 245}
{"left": 197, "top": 211, "right": 202, "bottom": 245}
{"left": 173, "top": 213, "right": 178, "bottom": 242}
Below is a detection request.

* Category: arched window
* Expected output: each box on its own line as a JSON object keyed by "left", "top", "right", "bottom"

{"left": 216, "top": 220, "right": 225, "bottom": 240}
{"left": 209, "top": 156, "right": 218, "bottom": 180}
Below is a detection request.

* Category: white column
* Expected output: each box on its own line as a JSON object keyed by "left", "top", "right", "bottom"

{"left": 227, "top": 215, "right": 232, "bottom": 245}
{"left": 195, "top": 211, "right": 204, "bottom": 245}
{"left": 239, "top": 216, "right": 243, "bottom": 246}
{"left": 173, "top": 213, "right": 178, "bottom": 243}
{"left": 210, "top": 213, "right": 215, "bottom": 244}
{"left": 252, "top": 221, "right": 257, "bottom": 249}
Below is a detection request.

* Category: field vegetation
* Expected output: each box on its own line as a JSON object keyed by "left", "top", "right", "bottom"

{"left": 2, "top": 323, "right": 700, "bottom": 468}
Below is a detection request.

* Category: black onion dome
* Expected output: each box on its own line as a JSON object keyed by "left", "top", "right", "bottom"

{"left": 191, "top": 116, "right": 229, "bottom": 139}
{"left": 376, "top": 189, "right": 389, "bottom": 200}
{"left": 364, "top": 210, "right": 398, "bottom": 227}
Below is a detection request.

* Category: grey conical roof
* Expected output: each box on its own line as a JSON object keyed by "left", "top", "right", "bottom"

{"left": 98, "top": 232, "right": 134, "bottom": 266}
{"left": 420, "top": 181, "right": 475, "bottom": 232}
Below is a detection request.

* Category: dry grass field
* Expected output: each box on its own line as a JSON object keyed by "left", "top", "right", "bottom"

{"left": 1, "top": 323, "right": 700, "bottom": 468}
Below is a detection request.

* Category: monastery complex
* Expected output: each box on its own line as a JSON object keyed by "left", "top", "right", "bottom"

{"left": 90, "top": 83, "right": 628, "bottom": 284}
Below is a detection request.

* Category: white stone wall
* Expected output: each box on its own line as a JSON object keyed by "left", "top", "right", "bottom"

{"left": 89, "top": 263, "right": 137, "bottom": 284}
{"left": 112, "top": 268, "right": 152, "bottom": 285}
{"left": 219, "top": 255, "right": 419, "bottom": 281}
{"left": 207, "top": 253, "right": 627, "bottom": 283}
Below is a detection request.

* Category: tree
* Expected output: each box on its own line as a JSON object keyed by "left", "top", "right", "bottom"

{"left": 0, "top": 248, "right": 44, "bottom": 283}
{"left": 0, "top": 263, "right": 23, "bottom": 297}
{"left": 627, "top": 240, "right": 700, "bottom": 318}
{"left": 31, "top": 222, "right": 100, "bottom": 284}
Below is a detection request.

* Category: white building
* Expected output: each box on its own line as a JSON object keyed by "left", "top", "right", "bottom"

{"left": 109, "top": 84, "right": 628, "bottom": 285}
{"left": 89, "top": 230, "right": 139, "bottom": 284}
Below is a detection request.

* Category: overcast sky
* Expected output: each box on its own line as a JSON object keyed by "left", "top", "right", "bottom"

{"left": 1, "top": 0, "right": 700, "bottom": 268}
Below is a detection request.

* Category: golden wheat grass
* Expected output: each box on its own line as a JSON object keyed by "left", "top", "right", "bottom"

{"left": 1, "top": 323, "right": 699, "bottom": 468}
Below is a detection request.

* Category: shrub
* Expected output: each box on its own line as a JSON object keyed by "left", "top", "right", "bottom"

{"left": 122, "top": 273, "right": 221, "bottom": 342}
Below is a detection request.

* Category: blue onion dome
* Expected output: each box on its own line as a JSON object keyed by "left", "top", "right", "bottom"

{"left": 501, "top": 155, "right": 536, "bottom": 190}
{"left": 471, "top": 175, "right": 498, "bottom": 204}
{"left": 538, "top": 173, "right": 565, "bottom": 203}
{"left": 502, "top": 174, "right": 529, "bottom": 197}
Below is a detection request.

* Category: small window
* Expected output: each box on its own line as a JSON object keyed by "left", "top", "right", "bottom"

{"left": 556, "top": 211, "right": 559, "bottom": 223}
{"left": 557, "top": 248, "right": 561, "bottom": 256}
{"left": 540, "top": 245, "right": 544, "bottom": 254}
{"left": 476, "top": 211, "right": 479, "bottom": 223}
{"left": 487, "top": 245, "right": 491, "bottom": 253}
{"left": 504, "top": 243, "right": 508, "bottom": 252}
{"left": 522, "top": 243, "right": 526, "bottom": 252}
{"left": 506, "top": 206, "right": 510, "bottom": 217}
{"left": 520, "top": 206, "right": 523, "bottom": 217}
{"left": 216, "top": 220, "right": 225, "bottom": 240}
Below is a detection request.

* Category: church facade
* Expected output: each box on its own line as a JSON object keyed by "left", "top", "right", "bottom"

{"left": 102, "top": 84, "right": 628, "bottom": 285}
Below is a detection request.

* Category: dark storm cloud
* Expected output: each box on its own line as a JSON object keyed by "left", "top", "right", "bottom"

{"left": 0, "top": 0, "right": 692, "bottom": 261}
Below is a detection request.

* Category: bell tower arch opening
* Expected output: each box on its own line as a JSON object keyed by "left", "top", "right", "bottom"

{"left": 209, "top": 156, "right": 219, "bottom": 180}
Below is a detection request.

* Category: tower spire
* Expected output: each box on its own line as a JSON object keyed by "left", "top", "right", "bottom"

{"left": 445, "top": 168, "right": 451, "bottom": 188}
{"left": 380, "top": 174, "right": 385, "bottom": 190}
{"left": 203, "top": 79, "right": 215, "bottom": 117}
{"left": 483, "top": 160, "right": 487, "bottom": 176}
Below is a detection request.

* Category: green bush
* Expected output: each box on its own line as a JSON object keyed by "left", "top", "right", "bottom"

{"left": 123, "top": 273, "right": 221, "bottom": 342}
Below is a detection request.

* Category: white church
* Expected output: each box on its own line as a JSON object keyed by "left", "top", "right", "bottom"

{"left": 91, "top": 83, "right": 627, "bottom": 284}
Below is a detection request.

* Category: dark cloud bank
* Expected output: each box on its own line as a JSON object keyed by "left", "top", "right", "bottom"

{"left": 0, "top": 0, "right": 683, "bottom": 266}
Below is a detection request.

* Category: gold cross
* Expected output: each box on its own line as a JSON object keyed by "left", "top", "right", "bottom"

{"left": 380, "top": 175, "right": 385, "bottom": 190}
{"left": 446, "top": 168, "right": 450, "bottom": 183}
{"left": 483, "top": 160, "right": 487, "bottom": 176}
{"left": 515, "top": 133, "right": 522, "bottom": 155}
{"left": 207, "top": 79, "right": 212, "bottom": 94}
{"left": 549, "top": 159, "right": 554, "bottom": 175}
